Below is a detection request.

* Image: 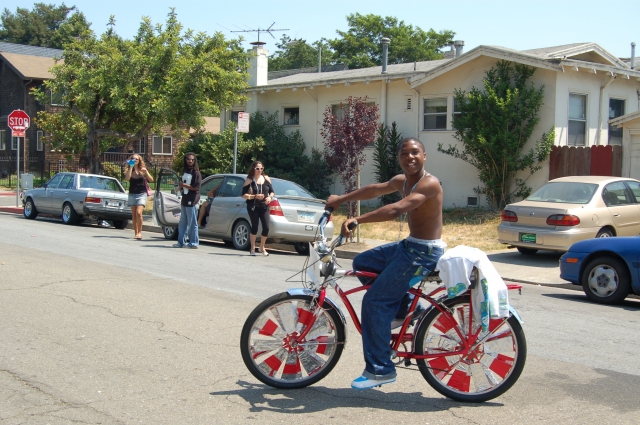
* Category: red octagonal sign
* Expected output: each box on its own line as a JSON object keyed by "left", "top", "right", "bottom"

{"left": 8, "top": 109, "right": 30, "bottom": 137}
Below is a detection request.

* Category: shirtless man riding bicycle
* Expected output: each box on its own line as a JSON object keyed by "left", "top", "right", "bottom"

{"left": 325, "top": 137, "right": 446, "bottom": 390}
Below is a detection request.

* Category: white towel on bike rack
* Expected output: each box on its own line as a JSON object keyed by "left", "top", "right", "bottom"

{"left": 436, "top": 245, "right": 510, "bottom": 332}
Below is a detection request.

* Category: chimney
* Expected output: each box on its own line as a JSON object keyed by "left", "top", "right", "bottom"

{"left": 381, "top": 37, "right": 390, "bottom": 74}
{"left": 632, "top": 42, "right": 636, "bottom": 70}
{"left": 454, "top": 40, "right": 465, "bottom": 57}
{"left": 248, "top": 44, "right": 269, "bottom": 87}
{"left": 444, "top": 41, "right": 455, "bottom": 59}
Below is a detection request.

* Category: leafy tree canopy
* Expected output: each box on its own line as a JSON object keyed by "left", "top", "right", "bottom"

{"left": 0, "top": 3, "right": 92, "bottom": 48}
{"left": 438, "top": 60, "right": 555, "bottom": 209}
{"left": 329, "top": 13, "right": 455, "bottom": 69}
{"left": 33, "top": 9, "right": 250, "bottom": 173}
{"left": 269, "top": 35, "right": 333, "bottom": 71}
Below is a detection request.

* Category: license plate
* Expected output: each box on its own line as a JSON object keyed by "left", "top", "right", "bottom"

{"left": 520, "top": 233, "right": 536, "bottom": 243}
{"left": 107, "top": 200, "right": 120, "bottom": 207}
{"left": 298, "top": 211, "right": 314, "bottom": 223}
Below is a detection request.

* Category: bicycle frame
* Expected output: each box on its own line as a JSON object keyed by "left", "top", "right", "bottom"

{"left": 295, "top": 270, "right": 521, "bottom": 364}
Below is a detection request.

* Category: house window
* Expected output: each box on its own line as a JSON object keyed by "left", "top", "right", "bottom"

{"left": 568, "top": 93, "right": 587, "bottom": 146}
{"left": 50, "top": 89, "right": 64, "bottom": 106}
{"left": 283, "top": 107, "right": 299, "bottom": 125}
{"left": 138, "top": 137, "right": 146, "bottom": 154}
{"left": 452, "top": 98, "right": 464, "bottom": 129}
{"left": 11, "top": 136, "right": 19, "bottom": 150}
{"left": 423, "top": 98, "right": 447, "bottom": 130}
{"left": 0, "top": 130, "right": 5, "bottom": 150}
{"left": 152, "top": 135, "right": 172, "bottom": 155}
{"left": 37, "top": 131, "right": 44, "bottom": 151}
{"left": 608, "top": 98, "right": 625, "bottom": 146}
{"left": 331, "top": 104, "right": 347, "bottom": 122}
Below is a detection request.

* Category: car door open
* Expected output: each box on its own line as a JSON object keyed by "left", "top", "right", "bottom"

{"left": 153, "top": 168, "right": 182, "bottom": 227}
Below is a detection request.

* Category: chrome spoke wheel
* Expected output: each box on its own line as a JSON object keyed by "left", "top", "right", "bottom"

{"left": 240, "top": 293, "right": 345, "bottom": 389}
{"left": 415, "top": 296, "right": 526, "bottom": 402}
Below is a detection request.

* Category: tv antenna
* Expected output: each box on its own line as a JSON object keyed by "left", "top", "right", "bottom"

{"left": 231, "top": 22, "right": 289, "bottom": 46}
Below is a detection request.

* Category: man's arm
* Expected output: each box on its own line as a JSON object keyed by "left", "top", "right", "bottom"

{"left": 325, "top": 175, "right": 403, "bottom": 210}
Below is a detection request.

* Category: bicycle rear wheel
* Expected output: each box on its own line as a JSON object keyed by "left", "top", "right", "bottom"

{"left": 415, "top": 296, "right": 526, "bottom": 402}
{"left": 240, "top": 292, "right": 345, "bottom": 389}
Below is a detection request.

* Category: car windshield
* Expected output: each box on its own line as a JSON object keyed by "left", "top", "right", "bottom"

{"left": 79, "top": 176, "right": 124, "bottom": 192}
{"left": 271, "top": 179, "right": 315, "bottom": 199}
{"left": 526, "top": 182, "right": 598, "bottom": 204}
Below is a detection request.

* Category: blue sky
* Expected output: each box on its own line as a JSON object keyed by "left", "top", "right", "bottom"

{"left": 2, "top": 0, "right": 638, "bottom": 59}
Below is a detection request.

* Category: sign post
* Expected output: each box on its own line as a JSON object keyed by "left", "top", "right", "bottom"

{"left": 8, "top": 110, "right": 30, "bottom": 207}
{"left": 234, "top": 112, "right": 250, "bottom": 174}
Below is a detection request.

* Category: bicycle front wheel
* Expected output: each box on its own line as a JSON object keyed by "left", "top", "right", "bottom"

{"left": 240, "top": 292, "right": 345, "bottom": 389}
{"left": 415, "top": 296, "right": 526, "bottom": 402}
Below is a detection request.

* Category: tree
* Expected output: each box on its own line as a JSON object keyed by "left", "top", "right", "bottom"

{"left": 329, "top": 13, "right": 454, "bottom": 69}
{"left": 0, "top": 3, "right": 92, "bottom": 48}
{"left": 34, "top": 10, "right": 250, "bottom": 174}
{"left": 321, "top": 96, "right": 380, "bottom": 216}
{"left": 372, "top": 122, "right": 403, "bottom": 205}
{"left": 246, "top": 111, "right": 333, "bottom": 198}
{"left": 269, "top": 35, "right": 333, "bottom": 71}
{"left": 438, "top": 60, "right": 555, "bottom": 209}
{"left": 173, "top": 126, "right": 265, "bottom": 176}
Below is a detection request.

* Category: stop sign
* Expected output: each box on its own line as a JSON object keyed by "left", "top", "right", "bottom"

{"left": 8, "top": 109, "right": 30, "bottom": 136}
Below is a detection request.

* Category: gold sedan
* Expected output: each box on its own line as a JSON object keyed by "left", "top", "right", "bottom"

{"left": 497, "top": 176, "right": 640, "bottom": 254}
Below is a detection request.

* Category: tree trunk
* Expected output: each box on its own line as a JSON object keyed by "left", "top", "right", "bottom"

{"left": 86, "top": 128, "right": 102, "bottom": 174}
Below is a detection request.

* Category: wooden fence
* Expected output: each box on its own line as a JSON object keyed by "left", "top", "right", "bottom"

{"left": 549, "top": 145, "right": 622, "bottom": 180}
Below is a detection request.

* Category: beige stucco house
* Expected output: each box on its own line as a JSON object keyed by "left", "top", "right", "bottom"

{"left": 222, "top": 42, "right": 640, "bottom": 208}
{"left": 609, "top": 110, "right": 640, "bottom": 180}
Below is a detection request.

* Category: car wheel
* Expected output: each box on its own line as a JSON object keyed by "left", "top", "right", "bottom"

{"left": 23, "top": 198, "right": 38, "bottom": 219}
{"left": 517, "top": 247, "right": 538, "bottom": 255}
{"left": 294, "top": 242, "right": 310, "bottom": 256}
{"left": 581, "top": 256, "right": 630, "bottom": 304}
{"left": 61, "top": 202, "right": 78, "bottom": 225}
{"left": 596, "top": 228, "right": 614, "bottom": 238}
{"left": 163, "top": 226, "right": 179, "bottom": 240}
{"left": 112, "top": 220, "right": 129, "bottom": 229}
{"left": 232, "top": 220, "right": 251, "bottom": 250}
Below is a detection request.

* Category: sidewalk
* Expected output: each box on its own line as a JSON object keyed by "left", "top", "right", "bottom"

{"left": 0, "top": 196, "right": 570, "bottom": 289}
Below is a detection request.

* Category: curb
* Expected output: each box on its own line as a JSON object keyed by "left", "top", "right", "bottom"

{"left": 0, "top": 206, "right": 23, "bottom": 214}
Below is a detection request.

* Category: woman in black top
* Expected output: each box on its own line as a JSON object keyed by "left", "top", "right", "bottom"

{"left": 124, "top": 154, "right": 153, "bottom": 240}
{"left": 242, "top": 161, "right": 275, "bottom": 256}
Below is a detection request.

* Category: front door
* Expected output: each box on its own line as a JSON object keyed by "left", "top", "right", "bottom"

{"left": 40, "top": 173, "right": 65, "bottom": 212}
{"left": 153, "top": 168, "right": 182, "bottom": 227}
{"left": 50, "top": 173, "right": 75, "bottom": 212}
{"left": 208, "top": 176, "right": 247, "bottom": 234}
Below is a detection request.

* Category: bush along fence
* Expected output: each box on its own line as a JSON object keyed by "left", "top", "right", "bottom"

{"left": 0, "top": 154, "right": 162, "bottom": 190}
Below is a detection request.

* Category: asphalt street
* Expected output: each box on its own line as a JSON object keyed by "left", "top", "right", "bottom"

{"left": 1, "top": 213, "right": 640, "bottom": 424}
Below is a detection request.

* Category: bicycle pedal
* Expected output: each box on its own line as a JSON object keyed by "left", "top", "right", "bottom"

{"left": 404, "top": 358, "right": 412, "bottom": 367}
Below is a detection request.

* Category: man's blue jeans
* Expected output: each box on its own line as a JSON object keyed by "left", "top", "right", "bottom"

{"left": 178, "top": 205, "right": 199, "bottom": 247}
{"left": 353, "top": 239, "right": 444, "bottom": 377}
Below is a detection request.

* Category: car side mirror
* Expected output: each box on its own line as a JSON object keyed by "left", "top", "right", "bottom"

{"left": 42, "top": 182, "right": 48, "bottom": 188}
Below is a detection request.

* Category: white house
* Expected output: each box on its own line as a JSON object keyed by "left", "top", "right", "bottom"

{"left": 222, "top": 41, "right": 640, "bottom": 208}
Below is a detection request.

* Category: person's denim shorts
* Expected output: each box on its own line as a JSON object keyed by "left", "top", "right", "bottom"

{"left": 128, "top": 193, "right": 147, "bottom": 206}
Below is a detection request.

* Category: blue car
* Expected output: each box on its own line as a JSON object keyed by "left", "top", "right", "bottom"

{"left": 560, "top": 237, "right": 640, "bottom": 304}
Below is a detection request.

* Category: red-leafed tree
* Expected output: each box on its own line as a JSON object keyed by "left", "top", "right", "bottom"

{"left": 321, "top": 96, "right": 380, "bottom": 217}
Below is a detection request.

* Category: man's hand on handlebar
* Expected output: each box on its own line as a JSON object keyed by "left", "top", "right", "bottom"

{"left": 341, "top": 218, "right": 358, "bottom": 238}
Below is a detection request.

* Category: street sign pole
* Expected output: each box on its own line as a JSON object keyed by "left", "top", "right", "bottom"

{"left": 234, "top": 112, "right": 250, "bottom": 174}
{"left": 16, "top": 136, "right": 20, "bottom": 207}
{"left": 233, "top": 128, "right": 238, "bottom": 174}
{"left": 8, "top": 110, "right": 30, "bottom": 207}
